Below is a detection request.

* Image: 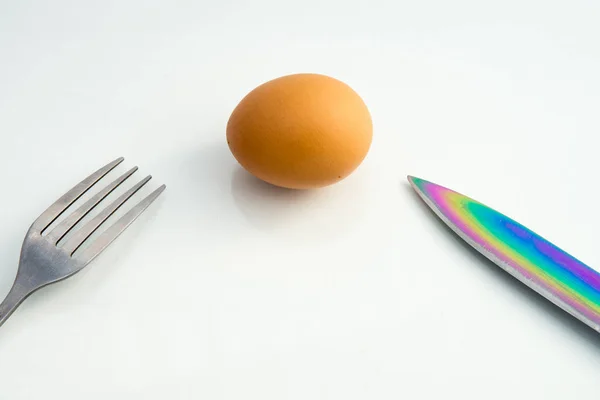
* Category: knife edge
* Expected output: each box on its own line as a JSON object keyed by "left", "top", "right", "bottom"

{"left": 408, "top": 175, "right": 600, "bottom": 334}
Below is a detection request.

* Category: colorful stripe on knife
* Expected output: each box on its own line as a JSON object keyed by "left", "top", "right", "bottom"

{"left": 408, "top": 176, "right": 600, "bottom": 333}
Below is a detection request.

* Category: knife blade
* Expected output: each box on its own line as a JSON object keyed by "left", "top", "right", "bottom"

{"left": 408, "top": 175, "right": 600, "bottom": 333}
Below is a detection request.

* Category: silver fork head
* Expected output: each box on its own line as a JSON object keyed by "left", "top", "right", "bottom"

{"left": 17, "top": 157, "right": 165, "bottom": 292}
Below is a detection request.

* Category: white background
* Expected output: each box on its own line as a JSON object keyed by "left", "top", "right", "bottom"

{"left": 1, "top": 0, "right": 599, "bottom": 398}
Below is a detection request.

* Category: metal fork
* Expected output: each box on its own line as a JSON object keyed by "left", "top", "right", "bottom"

{"left": 0, "top": 157, "right": 165, "bottom": 328}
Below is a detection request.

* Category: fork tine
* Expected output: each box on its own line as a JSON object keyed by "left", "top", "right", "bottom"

{"left": 61, "top": 176, "right": 152, "bottom": 255}
{"left": 46, "top": 167, "right": 139, "bottom": 244}
{"left": 75, "top": 185, "right": 166, "bottom": 264}
{"left": 33, "top": 157, "right": 124, "bottom": 232}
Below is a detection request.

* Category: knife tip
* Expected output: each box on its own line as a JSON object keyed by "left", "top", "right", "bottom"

{"left": 407, "top": 175, "right": 432, "bottom": 195}
{"left": 406, "top": 175, "right": 420, "bottom": 184}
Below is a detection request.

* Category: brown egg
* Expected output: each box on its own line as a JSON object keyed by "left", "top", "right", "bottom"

{"left": 226, "top": 73, "right": 372, "bottom": 189}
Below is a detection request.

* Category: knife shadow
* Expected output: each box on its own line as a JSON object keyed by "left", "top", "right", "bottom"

{"left": 404, "top": 184, "right": 600, "bottom": 351}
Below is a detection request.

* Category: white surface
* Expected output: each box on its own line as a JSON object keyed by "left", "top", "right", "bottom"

{"left": 0, "top": 0, "right": 599, "bottom": 398}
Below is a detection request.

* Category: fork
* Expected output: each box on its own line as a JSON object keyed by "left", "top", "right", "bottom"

{"left": 0, "top": 157, "right": 165, "bottom": 328}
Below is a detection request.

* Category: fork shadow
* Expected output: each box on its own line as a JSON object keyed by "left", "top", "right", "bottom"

{"left": 404, "top": 183, "right": 600, "bottom": 351}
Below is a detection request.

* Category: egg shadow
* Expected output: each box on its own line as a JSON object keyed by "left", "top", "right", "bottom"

{"left": 230, "top": 167, "right": 319, "bottom": 230}
{"left": 404, "top": 182, "right": 600, "bottom": 352}
{"left": 230, "top": 166, "right": 368, "bottom": 240}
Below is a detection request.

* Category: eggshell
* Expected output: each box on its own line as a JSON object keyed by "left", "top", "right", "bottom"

{"left": 226, "top": 73, "right": 372, "bottom": 189}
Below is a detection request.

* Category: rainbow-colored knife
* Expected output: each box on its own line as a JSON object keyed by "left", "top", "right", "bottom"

{"left": 408, "top": 176, "right": 600, "bottom": 333}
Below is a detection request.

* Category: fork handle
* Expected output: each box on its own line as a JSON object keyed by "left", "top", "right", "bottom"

{"left": 0, "top": 281, "right": 30, "bottom": 328}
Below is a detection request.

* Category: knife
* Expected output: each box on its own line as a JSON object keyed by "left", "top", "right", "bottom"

{"left": 408, "top": 175, "right": 600, "bottom": 333}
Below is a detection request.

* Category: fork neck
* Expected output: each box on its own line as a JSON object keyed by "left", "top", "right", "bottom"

{"left": 0, "top": 281, "right": 30, "bottom": 328}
